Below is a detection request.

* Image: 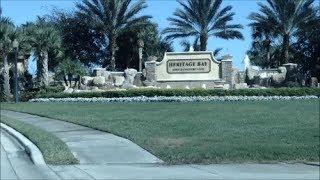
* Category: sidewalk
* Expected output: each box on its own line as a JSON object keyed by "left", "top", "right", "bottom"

{"left": 1, "top": 110, "right": 319, "bottom": 180}
{"left": 1, "top": 129, "right": 60, "bottom": 180}
{"left": 1, "top": 110, "right": 162, "bottom": 164}
{"left": 49, "top": 163, "right": 319, "bottom": 180}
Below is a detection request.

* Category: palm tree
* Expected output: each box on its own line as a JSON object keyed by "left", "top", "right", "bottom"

{"left": 163, "top": 0, "right": 243, "bottom": 51}
{"left": 213, "top": 48, "right": 223, "bottom": 60}
{"left": 248, "top": 0, "right": 317, "bottom": 64}
{"left": 249, "top": 19, "right": 275, "bottom": 64}
{"left": 180, "top": 38, "right": 223, "bottom": 60}
{"left": 0, "top": 16, "right": 15, "bottom": 101}
{"left": 76, "top": 0, "right": 151, "bottom": 70}
{"left": 248, "top": 39, "right": 283, "bottom": 68}
{"left": 24, "top": 17, "right": 61, "bottom": 87}
{"left": 180, "top": 38, "right": 200, "bottom": 52}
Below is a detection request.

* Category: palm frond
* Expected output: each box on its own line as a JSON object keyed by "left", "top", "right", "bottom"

{"left": 163, "top": 0, "right": 243, "bottom": 50}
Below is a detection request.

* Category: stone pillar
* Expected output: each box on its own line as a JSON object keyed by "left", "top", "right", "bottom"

{"left": 310, "top": 77, "right": 318, "bottom": 87}
{"left": 283, "top": 63, "right": 298, "bottom": 83}
{"left": 143, "top": 57, "right": 157, "bottom": 86}
{"left": 123, "top": 68, "right": 138, "bottom": 88}
{"left": 221, "top": 55, "right": 233, "bottom": 88}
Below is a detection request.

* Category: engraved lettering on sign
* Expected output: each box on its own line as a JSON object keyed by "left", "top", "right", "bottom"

{"left": 167, "top": 59, "right": 211, "bottom": 74}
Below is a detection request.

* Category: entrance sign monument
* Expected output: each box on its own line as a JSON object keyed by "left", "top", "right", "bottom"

{"left": 79, "top": 50, "right": 234, "bottom": 91}
{"left": 144, "top": 51, "right": 234, "bottom": 89}
{"left": 156, "top": 52, "right": 220, "bottom": 81}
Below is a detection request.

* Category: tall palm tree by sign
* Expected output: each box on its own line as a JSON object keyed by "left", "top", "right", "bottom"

{"left": 163, "top": 0, "right": 244, "bottom": 51}
{"left": 248, "top": 0, "right": 317, "bottom": 64}
{"left": 77, "top": 0, "right": 151, "bottom": 71}
{"left": 23, "top": 17, "right": 61, "bottom": 87}
{"left": 0, "top": 15, "right": 15, "bottom": 101}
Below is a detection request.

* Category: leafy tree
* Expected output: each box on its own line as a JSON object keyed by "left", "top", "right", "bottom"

{"left": 54, "top": 58, "right": 86, "bottom": 86}
{"left": 76, "top": 0, "right": 151, "bottom": 70}
{"left": 248, "top": 12, "right": 276, "bottom": 65}
{"left": 247, "top": 40, "right": 282, "bottom": 68}
{"left": 138, "top": 22, "right": 173, "bottom": 61}
{"left": 23, "top": 17, "right": 62, "bottom": 87}
{"left": 0, "top": 15, "right": 15, "bottom": 101}
{"left": 248, "top": 0, "right": 317, "bottom": 64}
{"left": 116, "top": 21, "right": 173, "bottom": 70}
{"left": 156, "top": 37, "right": 174, "bottom": 60}
{"left": 293, "top": 8, "right": 320, "bottom": 81}
{"left": 163, "top": 0, "right": 243, "bottom": 51}
{"left": 47, "top": 10, "right": 106, "bottom": 68}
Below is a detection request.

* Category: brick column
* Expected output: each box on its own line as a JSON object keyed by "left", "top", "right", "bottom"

{"left": 143, "top": 56, "right": 157, "bottom": 86}
{"left": 221, "top": 55, "right": 233, "bottom": 88}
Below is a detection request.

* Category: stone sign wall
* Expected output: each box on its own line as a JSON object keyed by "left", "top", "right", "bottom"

{"left": 155, "top": 52, "right": 221, "bottom": 82}
{"left": 71, "top": 51, "right": 235, "bottom": 93}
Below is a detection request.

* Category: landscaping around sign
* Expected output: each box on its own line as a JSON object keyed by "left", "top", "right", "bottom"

{"left": 30, "top": 95, "right": 318, "bottom": 103}
{"left": 30, "top": 88, "right": 320, "bottom": 100}
{"left": 2, "top": 100, "right": 319, "bottom": 164}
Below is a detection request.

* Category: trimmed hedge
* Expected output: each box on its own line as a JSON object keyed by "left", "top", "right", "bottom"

{"left": 21, "top": 86, "right": 65, "bottom": 102}
{"left": 35, "top": 88, "right": 320, "bottom": 99}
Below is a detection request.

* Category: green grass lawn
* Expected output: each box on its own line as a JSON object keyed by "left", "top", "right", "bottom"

{"left": 1, "top": 115, "right": 78, "bottom": 165}
{"left": 2, "top": 100, "right": 319, "bottom": 164}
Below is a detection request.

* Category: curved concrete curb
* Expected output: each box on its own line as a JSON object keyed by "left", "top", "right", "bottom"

{"left": 1, "top": 123, "right": 46, "bottom": 165}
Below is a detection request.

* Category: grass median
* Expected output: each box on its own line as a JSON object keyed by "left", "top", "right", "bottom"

{"left": 1, "top": 115, "right": 78, "bottom": 165}
{"left": 2, "top": 99, "right": 319, "bottom": 164}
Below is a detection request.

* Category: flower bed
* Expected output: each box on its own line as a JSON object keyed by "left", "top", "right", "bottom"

{"left": 30, "top": 95, "right": 319, "bottom": 103}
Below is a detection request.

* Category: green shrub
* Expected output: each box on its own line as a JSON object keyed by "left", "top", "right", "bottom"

{"left": 34, "top": 88, "right": 320, "bottom": 100}
{"left": 20, "top": 90, "right": 38, "bottom": 102}
{"left": 21, "top": 85, "right": 65, "bottom": 101}
{"left": 285, "top": 81, "right": 302, "bottom": 88}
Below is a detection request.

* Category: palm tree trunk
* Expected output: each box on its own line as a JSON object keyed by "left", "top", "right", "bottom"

{"left": 2, "top": 53, "right": 11, "bottom": 101}
{"left": 200, "top": 32, "right": 208, "bottom": 51}
{"left": 265, "top": 38, "right": 271, "bottom": 64}
{"left": 282, "top": 34, "right": 290, "bottom": 64}
{"left": 107, "top": 34, "right": 117, "bottom": 71}
{"left": 38, "top": 51, "right": 49, "bottom": 87}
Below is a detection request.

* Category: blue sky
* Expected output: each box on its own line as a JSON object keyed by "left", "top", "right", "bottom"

{"left": 2, "top": 0, "right": 261, "bottom": 71}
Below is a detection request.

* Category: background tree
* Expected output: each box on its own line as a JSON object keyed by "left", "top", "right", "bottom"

{"left": 248, "top": 0, "right": 317, "bottom": 64}
{"left": 54, "top": 58, "right": 86, "bottom": 86}
{"left": 116, "top": 21, "right": 173, "bottom": 70}
{"left": 138, "top": 22, "right": 173, "bottom": 61}
{"left": 293, "top": 7, "right": 320, "bottom": 82}
{"left": 248, "top": 15, "right": 275, "bottom": 66}
{"left": 0, "top": 15, "right": 15, "bottom": 101}
{"left": 76, "top": 0, "right": 151, "bottom": 70}
{"left": 180, "top": 38, "right": 200, "bottom": 52}
{"left": 23, "top": 17, "right": 62, "bottom": 87}
{"left": 47, "top": 10, "right": 106, "bottom": 68}
{"left": 247, "top": 40, "right": 282, "bottom": 68}
{"left": 180, "top": 38, "right": 224, "bottom": 60}
{"left": 163, "top": 0, "right": 243, "bottom": 51}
